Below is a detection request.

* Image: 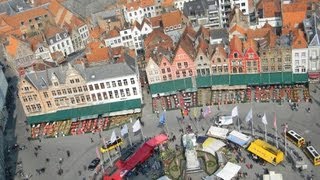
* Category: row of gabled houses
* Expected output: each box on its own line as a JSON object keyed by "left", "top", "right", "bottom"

{"left": 144, "top": 12, "right": 320, "bottom": 84}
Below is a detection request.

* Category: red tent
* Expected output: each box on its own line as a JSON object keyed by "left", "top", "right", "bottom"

{"left": 103, "top": 134, "right": 168, "bottom": 180}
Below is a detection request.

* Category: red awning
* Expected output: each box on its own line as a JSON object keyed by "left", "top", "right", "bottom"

{"left": 308, "top": 72, "right": 320, "bottom": 79}
{"left": 103, "top": 134, "right": 168, "bottom": 180}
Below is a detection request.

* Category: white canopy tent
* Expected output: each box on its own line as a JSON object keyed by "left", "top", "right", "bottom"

{"left": 216, "top": 162, "right": 241, "bottom": 180}
{"left": 202, "top": 137, "right": 226, "bottom": 155}
{"left": 157, "top": 176, "right": 172, "bottom": 180}
{"left": 206, "top": 126, "right": 229, "bottom": 139}
{"left": 227, "top": 130, "right": 252, "bottom": 147}
{"left": 263, "top": 171, "right": 283, "bottom": 180}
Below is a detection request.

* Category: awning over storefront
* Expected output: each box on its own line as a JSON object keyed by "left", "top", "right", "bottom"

{"left": 27, "top": 98, "right": 142, "bottom": 124}
{"left": 149, "top": 78, "right": 193, "bottom": 95}
{"left": 282, "top": 72, "right": 293, "bottom": 84}
{"left": 260, "top": 73, "right": 270, "bottom": 85}
{"left": 230, "top": 74, "right": 246, "bottom": 86}
{"left": 269, "top": 72, "right": 282, "bottom": 84}
{"left": 246, "top": 73, "right": 260, "bottom": 85}
{"left": 212, "top": 74, "right": 229, "bottom": 85}
{"left": 293, "top": 73, "right": 308, "bottom": 83}
{"left": 308, "top": 72, "right": 320, "bottom": 79}
{"left": 151, "top": 72, "right": 308, "bottom": 95}
{"left": 196, "top": 76, "right": 212, "bottom": 87}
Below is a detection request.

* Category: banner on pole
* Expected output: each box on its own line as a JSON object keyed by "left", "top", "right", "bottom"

{"left": 261, "top": 113, "right": 267, "bottom": 125}
{"left": 245, "top": 108, "right": 253, "bottom": 122}
{"left": 132, "top": 120, "right": 141, "bottom": 133}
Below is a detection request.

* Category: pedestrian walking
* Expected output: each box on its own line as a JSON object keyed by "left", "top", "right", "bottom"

{"left": 90, "top": 138, "right": 94, "bottom": 143}
{"left": 34, "top": 152, "right": 38, "bottom": 157}
{"left": 99, "top": 132, "right": 102, "bottom": 138}
{"left": 67, "top": 150, "right": 70, "bottom": 157}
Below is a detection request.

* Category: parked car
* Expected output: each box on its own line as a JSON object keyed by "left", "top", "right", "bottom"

{"left": 88, "top": 158, "right": 100, "bottom": 171}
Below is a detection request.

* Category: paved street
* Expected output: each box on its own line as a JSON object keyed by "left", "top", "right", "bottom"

{"left": 3, "top": 83, "right": 320, "bottom": 180}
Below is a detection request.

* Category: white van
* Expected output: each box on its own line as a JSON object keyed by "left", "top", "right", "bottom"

{"left": 215, "top": 115, "right": 233, "bottom": 126}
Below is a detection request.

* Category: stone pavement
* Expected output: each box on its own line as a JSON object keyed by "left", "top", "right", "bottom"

{"left": 4, "top": 84, "right": 320, "bottom": 180}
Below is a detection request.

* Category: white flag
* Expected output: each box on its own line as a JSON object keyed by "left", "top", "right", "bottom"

{"left": 110, "top": 130, "right": 117, "bottom": 143}
{"left": 132, "top": 120, "right": 141, "bottom": 133}
{"left": 121, "top": 124, "right": 129, "bottom": 136}
{"left": 261, "top": 113, "right": 267, "bottom": 125}
{"left": 245, "top": 108, "right": 253, "bottom": 122}
{"left": 231, "top": 106, "right": 238, "bottom": 118}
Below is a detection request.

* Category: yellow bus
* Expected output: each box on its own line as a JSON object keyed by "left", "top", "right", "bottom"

{"left": 285, "top": 130, "right": 305, "bottom": 148}
{"left": 304, "top": 146, "right": 320, "bottom": 166}
{"left": 247, "top": 139, "right": 284, "bottom": 165}
{"left": 100, "top": 137, "right": 123, "bottom": 153}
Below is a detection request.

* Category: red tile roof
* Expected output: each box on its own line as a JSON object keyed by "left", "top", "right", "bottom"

{"left": 86, "top": 41, "right": 110, "bottom": 63}
{"left": 215, "top": 45, "right": 227, "bottom": 58}
{"left": 2, "top": 7, "right": 49, "bottom": 28}
{"left": 243, "top": 38, "right": 258, "bottom": 52}
{"left": 246, "top": 26, "right": 272, "bottom": 39}
{"left": 230, "top": 35, "right": 243, "bottom": 52}
{"left": 161, "top": 0, "right": 174, "bottom": 7}
{"left": 177, "top": 33, "right": 196, "bottom": 59}
{"left": 282, "top": 2, "right": 307, "bottom": 28}
{"left": 149, "top": 16, "right": 161, "bottom": 28}
{"left": 292, "top": 29, "right": 308, "bottom": 49}
{"left": 196, "top": 37, "right": 208, "bottom": 55}
{"left": 26, "top": 35, "right": 46, "bottom": 51}
{"left": 229, "top": 24, "right": 247, "bottom": 35}
{"left": 257, "top": 0, "right": 281, "bottom": 18}
{"left": 161, "top": 10, "right": 182, "bottom": 29}
{"left": 144, "top": 29, "right": 174, "bottom": 58}
{"left": 5, "top": 35, "right": 20, "bottom": 57}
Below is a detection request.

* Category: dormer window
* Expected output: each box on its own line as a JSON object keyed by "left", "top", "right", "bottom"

{"left": 54, "top": 82, "right": 58, "bottom": 86}
{"left": 21, "top": 21, "right": 24, "bottom": 25}
{"left": 56, "top": 34, "right": 61, "bottom": 41}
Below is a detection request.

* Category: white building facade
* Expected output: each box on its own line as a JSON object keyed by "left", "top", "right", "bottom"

{"left": 104, "top": 20, "right": 153, "bottom": 53}
{"left": 292, "top": 48, "right": 308, "bottom": 73}
{"left": 47, "top": 31, "right": 74, "bottom": 56}
{"left": 174, "top": 0, "right": 194, "bottom": 10}
{"left": 146, "top": 57, "right": 162, "bottom": 84}
{"left": 34, "top": 45, "right": 53, "bottom": 62}
{"left": 123, "top": 2, "right": 157, "bottom": 24}
{"left": 304, "top": 14, "right": 320, "bottom": 80}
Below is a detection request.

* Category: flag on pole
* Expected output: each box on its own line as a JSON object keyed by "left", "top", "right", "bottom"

{"left": 203, "top": 106, "right": 210, "bottom": 118}
{"left": 121, "top": 124, "right": 129, "bottom": 136}
{"left": 273, "top": 113, "right": 277, "bottom": 129}
{"left": 159, "top": 111, "right": 166, "bottom": 124}
{"left": 110, "top": 130, "right": 117, "bottom": 143}
{"left": 231, "top": 106, "right": 238, "bottom": 118}
{"left": 245, "top": 108, "right": 253, "bottom": 122}
{"left": 132, "top": 120, "right": 141, "bottom": 133}
{"left": 261, "top": 113, "right": 267, "bottom": 125}
{"left": 283, "top": 123, "right": 288, "bottom": 133}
